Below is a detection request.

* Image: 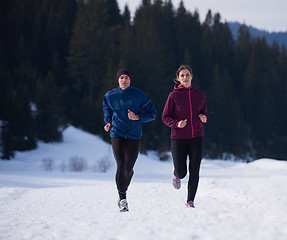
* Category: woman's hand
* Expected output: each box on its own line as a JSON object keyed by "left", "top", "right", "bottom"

{"left": 128, "top": 110, "right": 139, "bottom": 120}
{"left": 198, "top": 114, "right": 207, "bottom": 123}
{"left": 178, "top": 119, "right": 187, "bottom": 128}
{"left": 104, "top": 123, "right": 111, "bottom": 132}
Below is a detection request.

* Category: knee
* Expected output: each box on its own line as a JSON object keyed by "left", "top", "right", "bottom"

{"left": 125, "top": 169, "right": 134, "bottom": 177}
{"left": 116, "top": 162, "right": 125, "bottom": 172}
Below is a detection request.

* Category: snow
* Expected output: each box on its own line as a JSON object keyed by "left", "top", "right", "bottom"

{"left": 0, "top": 126, "right": 287, "bottom": 240}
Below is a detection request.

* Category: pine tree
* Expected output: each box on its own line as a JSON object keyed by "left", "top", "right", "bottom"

{"left": 233, "top": 25, "right": 252, "bottom": 93}
{"left": 211, "top": 13, "right": 234, "bottom": 74}
{"left": 0, "top": 67, "right": 16, "bottom": 159}
{"left": 35, "top": 71, "right": 63, "bottom": 142}
{"left": 132, "top": 0, "right": 176, "bottom": 151}
{"left": 175, "top": 1, "right": 201, "bottom": 69}
{"left": 206, "top": 65, "right": 244, "bottom": 157}
{"left": 14, "top": 83, "right": 37, "bottom": 151}
{"left": 198, "top": 10, "right": 213, "bottom": 90}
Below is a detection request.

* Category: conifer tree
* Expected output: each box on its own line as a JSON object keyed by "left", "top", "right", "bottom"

{"left": 211, "top": 13, "right": 234, "bottom": 73}
{"left": 198, "top": 10, "right": 213, "bottom": 90}
{"left": 206, "top": 65, "right": 244, "bottom": 157}
{"left": 233, "top": 25, "right": 252, "bottom": 92}
{"left": 35, "top": 71, "right": 63, "bottom": 142}
{"left": 14, "top": 83, "right": 37, "bottom": 151}
{"left": 0, "top": 68, "right": 16, "bottom": 159}
{"left": 132, "top": 0, "right": 177, "bottom": 151}
{"left": 67, "top": 0, "right": 124, "bottom": 129}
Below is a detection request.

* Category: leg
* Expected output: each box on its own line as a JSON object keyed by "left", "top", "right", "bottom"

{"left": 171, "top": 139, "right": 188, "bottom": 179}
{"left": 187, "top": 137, "right": 203, "bottom": 202}
{"left": 111, "top": 137, "right": 127, "bottom": 200}
{"left": 123, "top": 138, "right": 141, "bottom": 191}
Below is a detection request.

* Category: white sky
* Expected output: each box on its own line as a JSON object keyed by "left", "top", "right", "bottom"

{"left": 117, "top": 0, "right": 287, "bottom": 32}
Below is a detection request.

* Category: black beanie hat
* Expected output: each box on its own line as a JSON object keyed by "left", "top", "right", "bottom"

{"left": 117, "top": 68, "right": 132, "bottom": 81}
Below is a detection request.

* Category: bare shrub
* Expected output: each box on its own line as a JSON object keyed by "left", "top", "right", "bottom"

{"left": 159, "top": 151, "right": 171, "bottom": 161}
{"left": 69, "top": 156, "right": 87, "bottom": 172}
{"left": 42, "top": 158, "right": 54, "bottom": 171}
{"left": 60, "top": 161, "right": 67, "bottom": 172}
{"left": 95, "top": 155, "right": 113, "bottom": 173}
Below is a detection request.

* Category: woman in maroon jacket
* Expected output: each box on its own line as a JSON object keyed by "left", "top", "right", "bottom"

{"left": 162, "top": 65, "right": 208, "bottom": 208}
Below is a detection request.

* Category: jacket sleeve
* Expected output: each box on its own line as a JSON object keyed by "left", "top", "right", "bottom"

{"left": 200, "top": 94, "right": 208, "bottom": 122}
{"left": 103, "top": 94, "right": 113, "bottom": 124}
{"left": 138, "top": 92, "right": 157, "bottom": 123}
{"left": 162, "top": 93, "right": 178, "bottom": 128}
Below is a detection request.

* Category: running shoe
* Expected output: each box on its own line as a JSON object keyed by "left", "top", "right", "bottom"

{"left": 172, "top": 174, "right": 181, "bottom": 189}
{"left": 185, "top": 201, "right": 195, "bottom": 208}
{"left": 118, "top": 199, "right": 129, "bottom": 212}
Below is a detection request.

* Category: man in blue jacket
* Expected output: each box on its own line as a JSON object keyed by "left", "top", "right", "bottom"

{"left": 103, "top": 68, "right": 156, "bottom": 212}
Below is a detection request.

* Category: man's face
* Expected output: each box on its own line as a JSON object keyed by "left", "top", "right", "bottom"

{"left": 118, "top": 74, "right": 131, "bottom": 90}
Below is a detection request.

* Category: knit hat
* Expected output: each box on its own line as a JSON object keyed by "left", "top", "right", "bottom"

{"left": 117, "top": 68, "right": 132, "bottom": 81}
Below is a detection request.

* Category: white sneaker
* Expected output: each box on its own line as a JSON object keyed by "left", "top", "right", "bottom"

{"left": 172, "top": 174, "right": 181, "bottom": 189}
{"left": 185, "top": 201, "right": 195, "bottom": 208}
{"left": 118, "top": 199, "right": 129, "bottom": 212}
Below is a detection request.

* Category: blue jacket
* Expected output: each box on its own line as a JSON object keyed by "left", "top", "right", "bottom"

{"left": 103, "top": 86, "right": 157, "bottom": 139}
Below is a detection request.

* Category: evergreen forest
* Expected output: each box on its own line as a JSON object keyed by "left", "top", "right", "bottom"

{"left": 1, "top": 0, "right": 287, "bottom": 161}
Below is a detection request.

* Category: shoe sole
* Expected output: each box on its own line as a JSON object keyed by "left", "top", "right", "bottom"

{"left": 120, "top": 208, "right": 129, "bottom": 212}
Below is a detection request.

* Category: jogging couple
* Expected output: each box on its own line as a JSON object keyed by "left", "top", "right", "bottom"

{"left": 103, "top": 65, "right": 208, "bottom": 212}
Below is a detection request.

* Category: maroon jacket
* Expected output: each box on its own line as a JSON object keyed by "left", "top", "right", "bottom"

{"left": 162, "top": 83, "right": 208, "bottom": 139}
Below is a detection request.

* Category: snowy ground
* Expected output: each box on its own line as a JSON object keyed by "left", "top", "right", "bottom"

{"left": 0, "top": 126, "right": 287, "bottom": 240}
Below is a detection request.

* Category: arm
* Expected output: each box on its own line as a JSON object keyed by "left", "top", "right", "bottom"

{"left": 198, "top": 94, "right": 208, "bottom": 123}
{"left": 162, "top": 94, "right": 179, "bottom": 128}
{"left": 137, "top": 93, "right": 157, "bottom": 123}
{"left": 102, "top": 95, "right": 113, "bottom": 129}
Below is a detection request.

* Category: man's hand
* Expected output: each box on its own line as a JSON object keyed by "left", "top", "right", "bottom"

{"left": 104, "top": 123, "right": 111, "bottom": 132}
{"left": 128, "top": 110, "right": 139, "bottom": 120}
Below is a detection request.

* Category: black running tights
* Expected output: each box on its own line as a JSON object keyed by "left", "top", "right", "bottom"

{"left": 171, "top": 137, "right": 203, "bottom": 202}
{"left": 111, "top": 137, "right": 141, "bottom": 200}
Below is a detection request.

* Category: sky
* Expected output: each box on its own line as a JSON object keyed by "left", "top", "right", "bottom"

{"left": 117, "top": 0, "right": 287, "bottom": 32}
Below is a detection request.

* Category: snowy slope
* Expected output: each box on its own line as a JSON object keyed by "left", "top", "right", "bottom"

{"left": 0, "top": 126, "right": 287, "bottom": 240}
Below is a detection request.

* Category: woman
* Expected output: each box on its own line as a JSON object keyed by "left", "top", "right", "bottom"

{"left": 162, "top": 65, "right": 207, "bottom": 208}
{"left": 103, "top": 68, "right": 156, "bottom": 212}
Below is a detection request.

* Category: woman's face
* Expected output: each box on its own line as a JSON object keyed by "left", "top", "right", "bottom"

{"left": 118, "top": 74, "right": 131, "bottom": 90}
{"left": 177, "top": 69, "right": 193, "bottom": 88}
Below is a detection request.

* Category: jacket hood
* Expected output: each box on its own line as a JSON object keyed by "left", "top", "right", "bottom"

{"left": 174, "top": 83, "right": 193, "bottom": 90}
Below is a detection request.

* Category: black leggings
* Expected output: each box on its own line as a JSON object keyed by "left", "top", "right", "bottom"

{"left": 171, "top": 137, "right": 203, "bottom": 202}
{"left": 111, "top": 137, "right": 141, "bottom": 200}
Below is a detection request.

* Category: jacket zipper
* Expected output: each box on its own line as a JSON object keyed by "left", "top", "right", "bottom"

{"left": 188, "top": 88, "right": 194, "bottom": 138}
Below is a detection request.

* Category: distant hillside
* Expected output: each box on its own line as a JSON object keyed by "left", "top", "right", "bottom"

{"left": 228, "top": 21, "right": 287, "bottom": 48}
